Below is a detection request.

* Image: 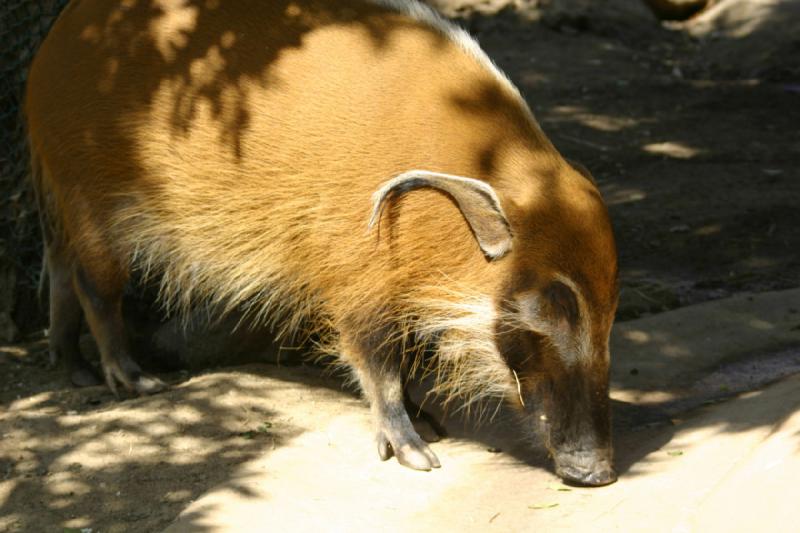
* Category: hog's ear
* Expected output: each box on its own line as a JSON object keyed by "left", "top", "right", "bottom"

{"left": 368, "top": 170, "right": 513, "bottom": 260}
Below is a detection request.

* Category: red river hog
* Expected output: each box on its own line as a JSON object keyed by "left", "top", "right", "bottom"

{"left": 26, "top": 0, "right": 619, "bottom": 485}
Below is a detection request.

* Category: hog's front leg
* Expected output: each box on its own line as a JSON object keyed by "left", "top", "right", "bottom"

{"left": 345, "top": 336, "right": 441, "bottom": 471}
{"left": 405, "top": 390, "right": 445, "bottom": 443}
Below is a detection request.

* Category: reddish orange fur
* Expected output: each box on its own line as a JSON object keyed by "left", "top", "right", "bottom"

{"left": 26, "top": 0, "right": 616, "bottom": 409}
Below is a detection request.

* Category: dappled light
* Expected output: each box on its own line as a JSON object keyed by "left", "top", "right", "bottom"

{"left": 642, "top": 141, "right": 704, "bottom": 159}
{"left": 601, "top": 184, "right": 648, "bottom": 206}
{"left": 549, "top": 105, "right": 641, "bottom": 133}
{"left": 610, "top": 288, "right": 800, "bottom": 405}
{"left": 30, "top": 0, "right": 458, "bottom": 165}
{"left": 0, "top": 366, "right": 320, "bottom": 531}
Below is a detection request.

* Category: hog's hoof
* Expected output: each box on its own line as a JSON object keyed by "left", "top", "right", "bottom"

{"left": 404, "top": 397, "right": 447, "bottom": 442}
{"left": 103, "top": 362, "right": 167, "bottom": 398}
{"left": 411, "top": 417, "right": 441, "bottom": 443}
{"left": 377, "top": 431, "right": 441, "bottom": 471}
{"left": 132, "top": 374, "right": 167, "bottom": 395}
{"left": 557, "top": 465, "right": 618, "bottom": 487}
{"left": 70, "top": 367, "right": 103, "bottom": 388}
{"left": 409, "top": 410, "right": 446, "bottom": 443}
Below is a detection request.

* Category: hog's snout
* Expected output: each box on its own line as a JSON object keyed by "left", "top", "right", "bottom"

{"left": 554, "top": 449, "right": 617, "bottom": 487}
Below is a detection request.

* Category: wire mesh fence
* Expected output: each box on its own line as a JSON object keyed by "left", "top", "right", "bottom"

{"left": 1, "top": 0, "right": 70, "bottom": 338}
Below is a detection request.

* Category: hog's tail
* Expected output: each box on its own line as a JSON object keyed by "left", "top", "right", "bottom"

{"left": 27, "top": 137, "right": 55, "bottom": 303}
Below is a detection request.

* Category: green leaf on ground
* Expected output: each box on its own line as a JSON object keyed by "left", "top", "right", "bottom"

{"left": 528, "top": 503, "right": 559, "bottom": 509}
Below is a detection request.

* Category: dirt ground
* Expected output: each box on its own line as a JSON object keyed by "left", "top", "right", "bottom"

{"left": 1, "top": 0, "right": 799, "bottom": 531}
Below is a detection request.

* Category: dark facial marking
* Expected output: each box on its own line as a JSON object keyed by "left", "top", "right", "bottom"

{"left": 542, "top": 281, "right": 579, "bottom": 328}
{"left": 494, "top": 297, "right": 542, "bottom": 373}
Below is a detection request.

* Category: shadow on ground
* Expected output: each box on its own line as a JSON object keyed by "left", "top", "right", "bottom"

{"left": 0, "top": 360, "right": 319, "bottom": 532}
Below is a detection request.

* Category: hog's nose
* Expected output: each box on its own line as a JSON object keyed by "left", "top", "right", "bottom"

{"left": 556, "top": 466, "right": 617, "bottom": 487}
{"left": 556, "top": 463, "right": 617, "bottom": 486}
{"left": 554, "top": 452, "right": 617, "bottom": 487}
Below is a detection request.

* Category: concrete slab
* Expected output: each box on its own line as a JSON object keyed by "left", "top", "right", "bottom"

{"left": 555, "top": 374, "right": 800, "bottom": 532}
{"left": 164, "top": 289, "right": 800, "bottom": 532}
{"left": 611, "top": 288, "right": 800, "bottom": 401}
{"left": 165, "top": 373, "right": 800, "bottom": 532}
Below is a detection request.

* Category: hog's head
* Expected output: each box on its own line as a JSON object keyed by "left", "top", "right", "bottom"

{"left": 370, "top": 160, "right": 618, "bottom": 486}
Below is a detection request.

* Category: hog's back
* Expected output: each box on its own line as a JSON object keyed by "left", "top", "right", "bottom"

{"left": 27, "top": 0, "right": 528, "bottom": 321}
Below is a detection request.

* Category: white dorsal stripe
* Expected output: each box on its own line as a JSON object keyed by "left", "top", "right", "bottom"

{"left": 367, "top": 0, "right": 534, "bottom": 119}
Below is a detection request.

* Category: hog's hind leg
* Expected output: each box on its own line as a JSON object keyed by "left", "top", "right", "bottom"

{"left": 46, "top": 242, "right": 101, "bottom": 387}
{"left": 346, "top": 334, "right": 441, "bottom": 471}
{"left": 72, "top": 260, "right": 165, "bottom": 397}
{"left": 404, "top": 390, "right": 446, "bottom": 443}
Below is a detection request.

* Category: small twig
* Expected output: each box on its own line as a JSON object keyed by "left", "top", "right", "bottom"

{"left": 559, "top": 134, "right": 611, "bottom": 152}
{"left": 631, "top": 287, "right": 663, "bottom": 305}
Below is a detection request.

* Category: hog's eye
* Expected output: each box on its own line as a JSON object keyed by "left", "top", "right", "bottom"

{"left": 542, "top": 281, "right": 579, "bottom": 328}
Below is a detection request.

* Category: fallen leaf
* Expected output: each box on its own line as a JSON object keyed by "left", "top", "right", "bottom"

{"left": 529, "top": 503, "right": 559, "bottom": 509}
